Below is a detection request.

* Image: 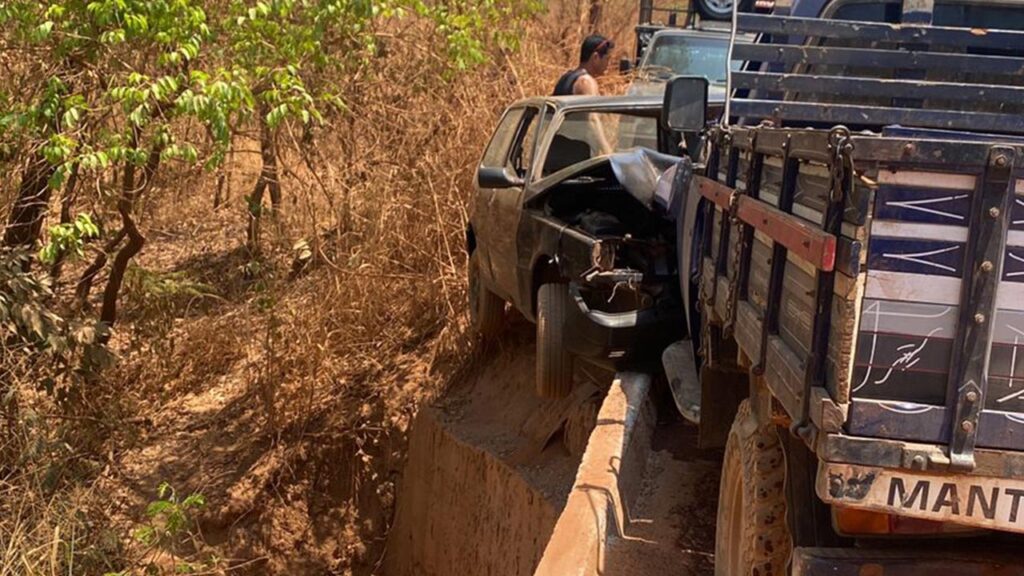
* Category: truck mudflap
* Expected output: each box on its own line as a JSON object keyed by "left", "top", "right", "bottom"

{"left": 816, "top": 461, "right": 1024, "bottom": 535}
{"left": 792, "top": 547, "right": 1024, "bottom": 576}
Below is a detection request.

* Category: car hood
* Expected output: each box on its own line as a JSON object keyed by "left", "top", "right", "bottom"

{"left": 528, "top": 148, "right": 680, "bottom": 210}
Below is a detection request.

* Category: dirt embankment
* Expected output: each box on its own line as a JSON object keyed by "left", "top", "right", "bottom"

{"left": 385, "top": 326, "right": 721, "bottom": 576}
{"left": 384, "top": 328, "right": 582, "bottom": 576}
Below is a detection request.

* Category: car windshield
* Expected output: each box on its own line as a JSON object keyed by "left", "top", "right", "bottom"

{"left": 643, "top": 35, "right": 736, "bottom": 84}
{"left": 541, "top": 111, "right": 658, "bottom": 177}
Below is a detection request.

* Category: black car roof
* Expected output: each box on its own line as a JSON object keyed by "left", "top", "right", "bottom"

{"left": 649, "top": 28, "right": 733, "bottom": 41}
{"left": 509, "top": 94, "right": 663, "bottom": 112}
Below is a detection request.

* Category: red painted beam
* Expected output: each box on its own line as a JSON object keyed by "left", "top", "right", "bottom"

{"left": 695, "top": 175, "right": 837, "bottom": 271}
{"left": 697, "top": 176, "right": 734, "bottom": 210}
{"left": 736, "top": 196, "right": 837, "bottom": 272}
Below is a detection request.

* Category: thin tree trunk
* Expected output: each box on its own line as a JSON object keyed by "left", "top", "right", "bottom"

{"left": 99, "top": 140, "right": 162, "bottom": 332}
{"left": 100, "top": 217, "right": 143, "bottom": 328}
{"left": 265, "top": 125, "right": 281, "bottom": 211}
{"left": 212, "top": 131, "right": 233, "bottom": 209}
{"left": 50, "top": 162, "right": 81, "bottom": 283}
{"left": 4, "top": 73, "right": 69, "bottom": 259}
{"left": 225, "top": 143, "right": 234, "bottom": 207}
{"left": 4, "top": 154, "right": 56, "bottom": 255}
{"left": 247, "top": 115, "right": 280, "bottom": 255}
{"left": 214, "top": 165, "right": 226, "bottom": 209}
{"left": 247, "top": 177, "right": 268, "bottom": 255}
{"left": 76, "top": 227, "right": 126, "bottom": 309}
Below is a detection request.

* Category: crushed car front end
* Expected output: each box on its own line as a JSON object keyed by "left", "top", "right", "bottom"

{"left": 561, "top": 238, "right": 683, "bottom": 371}
{"left": 522, "top": 148, "right": 686, "bottom": 371}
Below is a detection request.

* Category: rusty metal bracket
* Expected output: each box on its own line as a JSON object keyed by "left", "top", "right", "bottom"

{"left": 713, "top": 145, "right": 742, "bottom": 298}
{"left": 794, "top": 127, "right": 854, "bottom": 444}
{"left": 947, "top": 146, "right": 1016, "bottom": 471}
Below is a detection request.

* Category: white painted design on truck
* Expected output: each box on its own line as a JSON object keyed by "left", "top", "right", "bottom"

{"left": 887, "top": 194, "right": 969, "bottom": 221}
{"left": 881, "top": 244, "right": 960, "bottom": 273}
{"left": 855, "top": 300, "right": 946, "bottom": 392}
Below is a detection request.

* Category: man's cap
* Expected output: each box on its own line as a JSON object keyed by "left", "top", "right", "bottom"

{"left": 580, "top": 34, "right": 614, "bottom": 62}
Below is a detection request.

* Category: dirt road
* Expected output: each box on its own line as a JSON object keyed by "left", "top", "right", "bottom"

{"left": 603, "top": 423, "right": 721, "bottom": 575}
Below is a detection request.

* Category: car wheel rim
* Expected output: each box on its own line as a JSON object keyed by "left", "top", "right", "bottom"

{"left": 705, "top": 0, "right": 733, "bottom": 16}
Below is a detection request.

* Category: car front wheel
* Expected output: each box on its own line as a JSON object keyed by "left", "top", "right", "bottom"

{"left": 536, "top": 283, "right": 574, "bottom": 399}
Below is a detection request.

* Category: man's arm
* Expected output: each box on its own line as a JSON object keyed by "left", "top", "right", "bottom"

{"left": 573, "top": 74, "right": 600, "bottom": 96}
{"left": 587, "top": 113, "right": 613, "bottom": 156}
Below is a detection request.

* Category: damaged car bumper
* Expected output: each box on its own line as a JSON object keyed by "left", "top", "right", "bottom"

{"left": 519, "top": 149, "right": 687, "bottom": 369}
{"left": 549, "top": 232, "right": 683, "bottom": 370}
{"left": 563, "top": 281, "right": 684, "bottom": 370}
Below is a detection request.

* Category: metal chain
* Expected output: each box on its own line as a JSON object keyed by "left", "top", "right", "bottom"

{"left": 697, "top": 129, "right": 731, "bottom": 366}
{"left": 698, "top": 254, "right": 715, "bottom": 366}
{"left": 722, "top": 123, "right": 764, "bottom": 338}
{"left": 828, "top": 125, "right": 854, "bottom": 203}
{"left": 722, "top": 190, "right": 743, "bottom": 337}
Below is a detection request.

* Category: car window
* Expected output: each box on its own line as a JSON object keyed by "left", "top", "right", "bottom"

{"left": 934, "top": 2, "right": 1024, "bottom": 32}
{"left": 512, "top": 108, "right": 543, "bottom": 179}
{"left": 643, "top": 35, "right": 737, "bottom": 85}
{"left": 542, "top": 111, "right": 658, "bottom": 177}
{"left": 481, "top": 107, "right": 525, "bottom": 168}
{"left": 512, "top": 108, "right": 544, "bottom": 177}
{"left": 524, "top": 107, "right": 555, "bottom": 181}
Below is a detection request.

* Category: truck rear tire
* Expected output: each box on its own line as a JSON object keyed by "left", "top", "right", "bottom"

{"left": 715, "top": 399, "right": 791, "bottom": 576}
{"left": 469, "top": 252, "right": 505, "bottom": 339}
{"left": 536, "top": 283, "right": 574, "bottom": 399}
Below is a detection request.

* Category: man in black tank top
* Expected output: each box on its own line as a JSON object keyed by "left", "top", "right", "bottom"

{"left": 553, "top": 34, "right": 615, "bottom": 96}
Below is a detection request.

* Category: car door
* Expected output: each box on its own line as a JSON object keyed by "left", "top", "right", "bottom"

{"left": 476, "top": 105, "right": 547, "bottom": 301}
{"left": 474, "top": 107, "right": 526, "bottom": 292}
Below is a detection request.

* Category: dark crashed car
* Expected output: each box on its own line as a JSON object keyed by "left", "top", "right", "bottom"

{"left": 467, "top": 95, "right": 685, "bottom": 398}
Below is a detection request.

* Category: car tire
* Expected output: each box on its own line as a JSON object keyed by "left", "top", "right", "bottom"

{"left": 715, "top": 399, "right": 791, "bottom": 576}
{"left": 692, "top": 0, "right": 757, "bottom": 20}
{"left": 536, "top": 283, "right": 574, "bottom": 399}
{"left": 468, "top": 251, "right": 505, "bottom": 339}
{"left": 695, "top": 0, "right": 735, "bottom": 20}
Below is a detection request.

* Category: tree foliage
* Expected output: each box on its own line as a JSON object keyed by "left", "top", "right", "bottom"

{"left": 2, "top": 0, "right": 546, "bottom": 573}
{"left": 0, "top": 0, "right": 543, "bottom": 402}
{"left": 0, "top": 0, "right": 545, "bottom": 373}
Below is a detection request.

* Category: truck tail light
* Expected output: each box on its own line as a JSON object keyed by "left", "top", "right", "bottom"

{"left": 832, "top": 506, "right": 984, "bottom": 537}
{"left": 832, "top": 506, "right": 889, "bottom": 535}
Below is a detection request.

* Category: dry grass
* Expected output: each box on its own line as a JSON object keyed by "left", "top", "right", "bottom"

{"left": 1, "top": 2, "right": 643, "bottom": 574}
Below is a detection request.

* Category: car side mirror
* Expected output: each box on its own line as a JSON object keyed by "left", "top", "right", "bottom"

{"left": 619, "top": 57, "right": 634, "bottom": 74}
{"left": 477, "top": 166, "right": 523, "bottom": 189}
{"left": 662, "top": 76, "right": 710, "bottom": 132}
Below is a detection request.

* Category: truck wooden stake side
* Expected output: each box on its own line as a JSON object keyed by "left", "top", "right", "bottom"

{"left": 662, "top": 0, "right": 1024, "bottom": 572}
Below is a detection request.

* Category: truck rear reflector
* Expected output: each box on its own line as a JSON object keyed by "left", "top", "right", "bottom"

{"left": 832, "top": 506, "right": 982, "bottom": 536}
